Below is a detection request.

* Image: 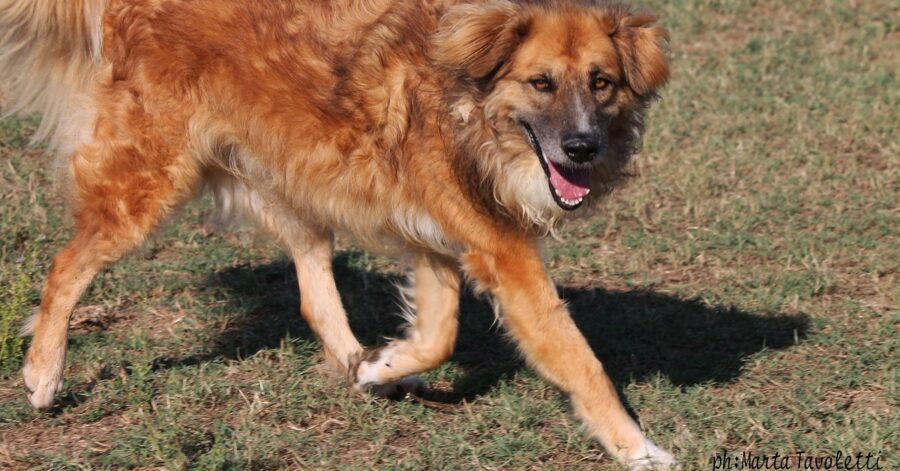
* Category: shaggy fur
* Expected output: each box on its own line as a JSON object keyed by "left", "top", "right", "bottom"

{"left": 1, "top": 0, "right": 673, "bottom": 468}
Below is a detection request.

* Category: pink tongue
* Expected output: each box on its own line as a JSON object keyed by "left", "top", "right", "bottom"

{"left": 548, "top": 160, "right": 593, "bottom": 200}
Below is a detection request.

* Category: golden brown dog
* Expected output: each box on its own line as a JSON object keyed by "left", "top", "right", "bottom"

{"left": 1, "top": 0, "right": 672, "bottom": 467}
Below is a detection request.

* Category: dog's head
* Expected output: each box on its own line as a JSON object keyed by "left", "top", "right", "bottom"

{"left": 434, "top": 0, "right": 669, "bottom": 226}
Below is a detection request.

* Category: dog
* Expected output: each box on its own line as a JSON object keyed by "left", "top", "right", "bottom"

{"left": 0, "top": 0, "right": 672, "bottom": 468}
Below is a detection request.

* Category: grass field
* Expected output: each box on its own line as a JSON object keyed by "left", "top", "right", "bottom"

{"left": 0, "top": 0, "right": 897, "bottom": 469}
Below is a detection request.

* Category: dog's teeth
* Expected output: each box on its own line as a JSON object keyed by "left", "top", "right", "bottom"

{"left": 555, "top": 188, "right": 561, "bottom": 197}
{"left": 559, "top": 197, "right": 583, "bottom": 207}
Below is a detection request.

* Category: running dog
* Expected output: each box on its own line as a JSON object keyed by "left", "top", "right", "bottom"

{"left": 0, "top": 0, "right": 672, "bottom": 468}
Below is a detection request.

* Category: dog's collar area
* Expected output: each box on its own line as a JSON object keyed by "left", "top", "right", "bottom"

{"left": 519, "top": 121, "right": 591, "bottom": 211}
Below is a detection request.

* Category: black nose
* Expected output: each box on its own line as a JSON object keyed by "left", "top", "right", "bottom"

{"left": 561, "top": 134, "right": 600, "bottom": 163}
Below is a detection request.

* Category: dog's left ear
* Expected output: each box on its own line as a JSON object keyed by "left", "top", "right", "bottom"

{"left": 610, "top": 14, "right": 670, "bottom": 96}
{"left": 432, "top": 1, "right": 528, "bottom": 82}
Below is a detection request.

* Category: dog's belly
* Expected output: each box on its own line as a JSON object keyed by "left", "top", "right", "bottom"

{"left": 208, "top": 159, "right": 456, "bottom": 257}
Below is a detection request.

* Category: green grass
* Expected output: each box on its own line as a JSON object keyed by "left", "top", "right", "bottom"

{"left": 0, "top": 248, "right": 37, "bottom": 375}
{"left": 0, "top": 0, "right": 897, "bottom": 469}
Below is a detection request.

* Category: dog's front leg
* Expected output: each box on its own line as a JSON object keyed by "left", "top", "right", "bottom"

{"left": 349, "top": 253, "right": 461, "bottom": 395}
{"left": 464, "top": 241, "right": 675, "bottom": 470}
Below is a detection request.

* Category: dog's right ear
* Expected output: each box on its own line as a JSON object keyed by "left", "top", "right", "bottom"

{"left": 432, "top": 1, "right": 528, "bottom": 82}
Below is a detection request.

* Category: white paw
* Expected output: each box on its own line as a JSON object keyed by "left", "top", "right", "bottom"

{"left": 22, "top": 359, "right": 64, "bottom": 409}
{"left": 626, "top": 439, "right": 677, "bottom": 470}
{"left": 348, "top": 344, "right": 400, "bottom": 389}
{"left": 348, "top": 346, "right": 425, "bottom": 399}
{"left": 353, "top": 354, "right": 386, "bottom": 389}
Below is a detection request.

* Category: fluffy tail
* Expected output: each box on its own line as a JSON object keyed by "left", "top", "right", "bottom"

{"left": 0, "top": 0, "right": 106, "bottom": 148}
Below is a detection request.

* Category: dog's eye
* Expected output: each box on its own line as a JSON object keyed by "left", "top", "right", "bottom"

{"left": 530, "top": 77, "right": 553, "bottom": 92}
{"left": 592, "top": 77, "right": 610, "bottom": 91}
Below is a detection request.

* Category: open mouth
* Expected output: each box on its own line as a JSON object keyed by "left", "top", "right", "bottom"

{"left": 520, "top": 122, "right": 593, "bottom": 211}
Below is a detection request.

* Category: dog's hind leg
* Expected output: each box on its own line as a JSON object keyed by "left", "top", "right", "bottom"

{"left": 290, "top": 232, "right": 365, "bottom": 373}
{"left": 22, "top": 101, "right": 201, "bottom": 409}
{"left": 349, "top": 253, "right": 461, "bottom": 392}
{"left": 22, "top": 231, "right": 104, "bottom": 409}
{"left": 209, "top": 174, "right": 364, "bottom": 375}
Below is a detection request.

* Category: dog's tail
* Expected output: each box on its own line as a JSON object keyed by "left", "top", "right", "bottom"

{"left": 0, "top": 0, "right": 106, "bottom": 148}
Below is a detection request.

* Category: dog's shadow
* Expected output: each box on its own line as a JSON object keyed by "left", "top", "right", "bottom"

{"left": 183, "top": 251, "right": 808, "bottom": 400}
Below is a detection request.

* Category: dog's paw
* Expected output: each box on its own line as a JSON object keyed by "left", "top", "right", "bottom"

{"left": 348, "top": 345, "right": 405, "bottom": 389}
{"left": 348, "top": 346, "right": 384, "bottom": 389}
{"left": 625, "top": 440, "right": 678, "bottom": 470}
{"left": 22, "top": 358, "right": 64, "bottom": 409}
{"left": 348, "top": 347, "right": 425, "bottom": 399}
